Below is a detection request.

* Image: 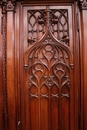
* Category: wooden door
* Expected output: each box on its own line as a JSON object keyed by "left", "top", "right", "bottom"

{"left": 17, "top": 3, "right": 80, "bottom": 130}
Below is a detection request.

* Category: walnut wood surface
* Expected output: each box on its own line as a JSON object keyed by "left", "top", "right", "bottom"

{"left": 0, "top": 0, "right": 87, "bottom": 130}
{"left": 80, "top": 10, "right": 87, "bottom": 130}
{"left": 19, "top": 4, "right": 79, "bottom": 130}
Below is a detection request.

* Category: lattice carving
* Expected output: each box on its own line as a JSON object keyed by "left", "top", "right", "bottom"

{"left": 27, "top": 8, "right": 69, "bottom": 46}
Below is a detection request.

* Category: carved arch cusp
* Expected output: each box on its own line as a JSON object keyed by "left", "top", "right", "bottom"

{"left": 24, "top": 41, "right": 73, "bottom": 70}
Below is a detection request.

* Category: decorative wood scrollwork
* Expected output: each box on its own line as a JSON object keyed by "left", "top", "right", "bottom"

{"left": 24, "top": 6, "right": 74, "bottom": 129}
{"left": 25, "top": 34, "right": 72, "bottom": 99}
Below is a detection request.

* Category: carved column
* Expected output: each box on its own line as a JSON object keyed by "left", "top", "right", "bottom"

{"left": 6, "top": 1, "right": 16, "bottom": 130}
{"left": 79, "top": 0, "right": 87, "bottom": 130}
{"left": 2, "top": 0, "right": 16, "bottom": 130}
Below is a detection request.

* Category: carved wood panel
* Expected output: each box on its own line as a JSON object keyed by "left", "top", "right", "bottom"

{"left": 0, "top": 1, "right": 83, "bottom": 130}
{"left": 25, "top": 37, "right": 71, "bottom": 130}
{"left": 24, "top": 6, "right": 75, "bottom": 130}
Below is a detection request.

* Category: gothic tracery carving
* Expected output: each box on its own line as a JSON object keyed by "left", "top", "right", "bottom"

{"left": 24, "top": 7, "right": 74, "bottom": 129}
{"left": 28, "top": 33, "right": 70, "bottom": 98}
{"left": 27, "top": 8, "right": 69, "bottom": 46}
{"left": 27, "top": 35, "right": 71, "bottom": 99}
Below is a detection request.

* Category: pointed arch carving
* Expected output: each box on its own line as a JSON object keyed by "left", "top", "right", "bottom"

{"left": 24, "top": 26, "right": 73, "bottom": 68}
{"left": 24, "top": 23, "right": 74, "bottom": 94}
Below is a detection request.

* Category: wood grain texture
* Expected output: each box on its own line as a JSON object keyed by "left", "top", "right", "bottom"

{"left": 0, "top": 0, "right": 86, "bottom": 130}
{"left": 20, "top": 4, "right": 79, "bottom": 130}
{"left": 6, "top": 10, "right": 16, "bottom": 130}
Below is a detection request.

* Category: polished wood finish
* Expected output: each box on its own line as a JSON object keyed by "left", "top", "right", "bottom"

{"left": 0, "top": 0, "right": 87, "bottom": 130}
{"left": 18, "top": 3, "right": 79, "bottom": 130}
{"left": 83, "top": 12, "right": 87, "bottom": 130}
{"left": 80, "top": 9, "right": 87, "bottom": 130}
{"left": 6, "top": 10, "right": 16, "bottom": 130}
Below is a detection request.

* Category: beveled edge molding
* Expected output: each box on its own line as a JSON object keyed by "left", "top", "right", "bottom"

{"left": 79, "top": 0, "right": 87, "bottom": 10}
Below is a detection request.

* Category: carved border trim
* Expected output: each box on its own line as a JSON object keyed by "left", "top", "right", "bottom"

{"left": 2, "top": 8, "right": 8, "bottom": 130}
